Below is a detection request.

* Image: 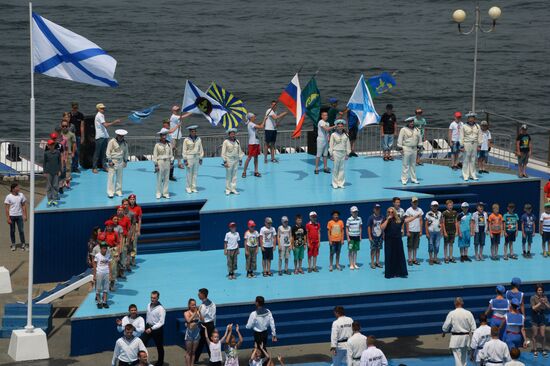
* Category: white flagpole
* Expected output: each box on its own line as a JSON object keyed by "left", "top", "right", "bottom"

{"left": 27, "top": 1, "right": 36, "bottom": 332}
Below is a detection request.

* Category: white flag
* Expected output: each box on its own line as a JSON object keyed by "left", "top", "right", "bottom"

{"left": 182, "top": 80, "right": 227, "bottom": 126}
{"left": 31, "top": 12, "right": 118, "bottom": 87}
{"left": 347, "top": 75, "right": 380, "bottom": 129}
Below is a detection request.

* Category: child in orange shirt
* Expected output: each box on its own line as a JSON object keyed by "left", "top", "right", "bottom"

{"left": 327, "top": 210, "right": 345, "bottom": 271}
{"left": 488, "top": 203, "right": 504, "bottom": 260}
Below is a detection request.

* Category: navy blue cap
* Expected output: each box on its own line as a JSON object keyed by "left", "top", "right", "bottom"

{"left": 328, "top": 97, "right": 338, "bottom": 103}
{"left": 511, "top": 277, "right": 521, "bottom": 286}
{"left": 496, "top": 285, "right": 505, "bottom": 294}
{"left": 511, "top": 298, "right": 521, "bottom": 307}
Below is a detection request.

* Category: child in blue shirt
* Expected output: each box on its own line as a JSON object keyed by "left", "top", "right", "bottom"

{"left": 457, "top": 202, "right": 472, "bottom": 262}
{"left": 503, "top": 203, "right": 519, "bottom": 260}
{"left": 520, "top": 203, "right": 536, "bottom": 258}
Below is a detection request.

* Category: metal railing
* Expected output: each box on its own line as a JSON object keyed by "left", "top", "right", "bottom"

{"left": 2, "top": 125, "right": 517, "bottom": 176}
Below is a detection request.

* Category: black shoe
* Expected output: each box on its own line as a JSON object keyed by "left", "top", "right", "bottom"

{"left": 169, "top": 176, "right": 177, "bottom": 181}
{"left": 103, "top": 303, "right": 110, "bottom": 309}
{"left": 97, "top": 303, "right": 103, "bottom": 309}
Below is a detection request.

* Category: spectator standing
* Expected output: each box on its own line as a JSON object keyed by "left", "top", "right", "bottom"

{"left": 540, "top": 202, "right": 550, "bottom": 257}
{"left": 116, "top": 304, "right": 145, "bottom": 338}
{"left": 112, "top": 324, "right": 148, "bottom": 366}
{"left": 68, "top": 102, "right": 84, "bottom": 172}
{"left": 380, "top": 104, "right": 397, "bottom": 161}
{"left": 184, "top": 298, "right": 201, "bottom": 366}
{"left": 277, "top": 216, "right": 292, "bottom": 275}
{"left": 92, "top": 103, "right": 120, "bottom": 173}
{"left": 93, "top": 243, "right": 111, "bottom": 309}
{"left": 246, "top": 296, "right": 277, "bottom": 349}
{"left": 449, "top": 111, "right": 463, "bottom": 170}
{"left": 43, "top": 139, "right": 61, "bottom": 207}
{"left": 327, "top": 210, "right": 345, "bottom": 271}
{"left": 242, "top": 113, "right": 264, "bottom": 178}
{"left": 471, "top": 202, "right": 488, "bottom": 261}
{"left": 105, "top": 129, "right": 129, "bottom": 198}
{"left": 442, "top": 297, "right": 477, "bottom": 366}
{"left": 224, "top": 222, "right": 240, "bottom": 280}
{"left": 4, "top": 183, "right": 27, "bottom": 251}
{"left": 347, "top": 206, "right": 364, "bottom": 270}
{"left": 359, "top": 336, "right": 388, "bottom": 366}
{"left": 442, "top": 200, "right": 459, "bottom": 263}
{"left": 397, "top": 117, "right": 422, "bottom": 185}
{"left": 503, "top": 203, "right": 519, "bottom": 260}
{"left": 470, "top": 313, "right": 491, "bottom": 365}
{"left": 520, "top": 204, "right": 536, "bottom": 257}
{"left": 515, "top": 124, "right": 532, "bottom": 178}
{"left": 263, "top": 101, "right": 288, "bottom": 164}
{"left": 478, "top": 120, "right": 492, "bottom": 174}
{"left": 329, "top": 119, "right": 351, "bottom": 189}
{"left": 347, "top": 322, "right": 367, "bottom": 366}
{"left": 457, "top": 202, "right": 472, "bottom": 262}
{"left": 60, "top": 119, "right": 76, "bottom": 188}
{"left": 327, "top": 97, "right": 347, "bottom": 126}
{"left": 260, "top": 217, "right": 277, "bottom": 277}
{"left": 330, "top": 306, "right": 354, "bottom": 366}
{"left": 488, "top": 204, "right": 504, "bottom": 260}
{"left": 195, "top": 288, "right": 216, "bottom": 361}
{"left": 153, "top": 128, "right": 173, "bottom": 200}
{"left": 459, "top": 113, "right": 482, "bottom": 181}
{"left": 306, "top": 211, "right": 321, "bottom": 272}
{"left": 479, "top": 326, "right": 511, "bottom": 365}
{"left": 244, "top": 220, "right": 260, "bottom": 278}
{"left": 425, "top": 201, "right": 443, "bottom": 265}
{"left": 380, "top": 207, "right": 408, "bottom": 279}
{"left": 314, "top": 110, "right": 334, "bottom": 174}
{"left": 142, "top": 291, "right": 166, "bottom": 366}
{"left": 182, "top": 125, "right": 204, "bottom": 194}
{"left": 530, "top": 283, "right": 549, "bottom": 357}
{"left": 221, "top": 128, "right": 244, "bottom": 196}
{"left": 404, "top": 197, "right": 423, "bottom": 266}
{"left": 413, "top": 108, "right": 427, "bottom": 165}
{"left": 366, "top": 204, "right": 383, "bottom": 270}
{"left": 291, "top": 214, "right": 306, "bottom": 274}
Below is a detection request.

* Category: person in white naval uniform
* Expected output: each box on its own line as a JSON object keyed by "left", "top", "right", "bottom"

{"left": 221, "top": 128, "right": 244, "bottom": 195}
{"left": 246, "top": 296, "right": 277, "bottom": 349}
{"left": 105, "top": 129, "right": 129, "bottom": 198}
{"left": 182, "top": 125, "right": 204, "bottom": 194}
{"left": 397, "top": 117, "right": 422, "bottom": 185}
{"left": 459, "top": 112, "right": 482, "bottom": 181}
{"left": 470, "top": 313, "right": 491, "bottom": 365}
{"left": 152, "top": 128, "right": 173, "bottom": 199}
{"left": 347, "top": 321, "right": 367, "bottom": 366}
{"left": 442, "top": 297, "right": 477, "bottom": 366}
{"left": 330, "top": 306, "right": 354, "bottom": 366}
{"left": 112, "top": 324, "right": 148, "bottom": 366}
{"left": 195, "top": 288, "right": 217, "bottom": 361}
{"left": 359, "top": 336, "right": 388, "bottom": 366}
{"left": 116, "top": 304, "right": 145, "bottom": 338}
{"left": 329, "top": 119, "right": 351, "bottom": 189}
{"left": 479, "top": 326, "right": 512, "bottom": 365}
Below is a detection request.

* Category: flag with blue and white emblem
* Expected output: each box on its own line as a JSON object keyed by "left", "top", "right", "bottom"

{"left": 128, "top": 104, "right": 162, "bottom": 123}
{"left": 182, "top": 80, "right": 227, "bottom": 126}
{"left": 31, "top": 12, "right": 118, "bottom": 87}
{"left": 347, "top": 75, "right": 380, "bottom": 129}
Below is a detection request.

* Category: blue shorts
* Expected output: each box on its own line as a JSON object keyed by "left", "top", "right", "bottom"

{"left": 265, "top": 130, "right": 277, "bottom": 144}
{"left": 262, "top": 247, "right": 274, "bottom": 260}
{"left": 478, "top": 150, "right": 489, "bottom": 160}
{"left": 505, "top": 231, "right": 516, "bottom": 243}
{"left": 450, "top": 141, "right": 460, "bottom": 155}
{"left": 381, "top": 135, "right": 394, "bottom": 152}
{"left": 330, "top": 242, "right": 342, "bottom": 256}
{"left": 458, "top": 233, "right": 471, "bottom": 248}
{"left": 370, "top": 237, "right": 383, "bottom": 250}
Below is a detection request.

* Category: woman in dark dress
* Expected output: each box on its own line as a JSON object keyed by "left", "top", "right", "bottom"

{"left": 381, "top": 207, "right": 408, "bottom": 278}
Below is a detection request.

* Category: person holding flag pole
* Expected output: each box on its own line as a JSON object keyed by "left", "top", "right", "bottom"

{"left": 9, "top": 4, "right": 119, "bottom": 361}
{"left": 263, "top": 101, "right": 288, "bottom": 164}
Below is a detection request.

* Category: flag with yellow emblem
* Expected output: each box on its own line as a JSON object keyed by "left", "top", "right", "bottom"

{"left": 206, "top": 82, "right": 247, "bottom": 129}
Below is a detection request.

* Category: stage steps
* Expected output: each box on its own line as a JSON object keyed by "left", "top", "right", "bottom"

{"left": 0, "top": 303, "right": 52, "bottom": 338}
{"left": 138, "top": 201, "right": 205, "bottom": 254}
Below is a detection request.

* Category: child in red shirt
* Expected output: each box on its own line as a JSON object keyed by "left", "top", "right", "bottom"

{"left": 545, "top": 179, "right": 550, "bottom": 202}
{"left": 306, "top": 211, "right": 321, "bottom": 273}
{"left": 488, "top": 203, "right": 503, "bottom": 260}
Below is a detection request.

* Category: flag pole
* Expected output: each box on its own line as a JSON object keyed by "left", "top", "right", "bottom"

{"left": 26, "top": 1, "right": 36, "bottom": 332}
{"left": 262, "top": 65, "right": 304, "bottom": 124}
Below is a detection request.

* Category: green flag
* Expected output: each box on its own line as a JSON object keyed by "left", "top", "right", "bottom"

{"left": 302, "top": 77, "right": 321, "bottom": 126}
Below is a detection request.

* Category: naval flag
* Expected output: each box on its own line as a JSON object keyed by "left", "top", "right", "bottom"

{"left": 31, "top": 12, "right": 118, "bottom": 87}
{"left": 182, "top": 80, "right": 227, "bottom": 126}
{"left": 128, "top": 104, "right": 162, "bottom": 123}
{"left": 278, "top": 73, "right": 305, "bottom": 138}
{"left": 347, "top": 75, "right": 380, "bottom": 129}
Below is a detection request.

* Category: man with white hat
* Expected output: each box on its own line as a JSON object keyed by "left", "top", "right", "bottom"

{"left": 182, "top": 125, "right": 204, "bottom": 194}
{"left": 397, "top": 117, "right": 422, "bottom": 185}
{"left": 459, "top": 112, "right": 482, "bottom": 181}
{"left": 93, "top": 103, "right": 121, "bottom": 173}
{"left": 105, "top": 129, "right": 129, "bottom": 198}
{"left": 221, "top": 128, "right": 244, "bottom": 195}
{"left": 329, "top": 119, "right": 351, "bottom": 189}
{"left": 152, "top": 128, "right": 173, "bottom": 199}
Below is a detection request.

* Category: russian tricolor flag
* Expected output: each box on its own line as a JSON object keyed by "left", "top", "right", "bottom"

{"left": 278, "top": 73, "right": 305, "bottom": 138}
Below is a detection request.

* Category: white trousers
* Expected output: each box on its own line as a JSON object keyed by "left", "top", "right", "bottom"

{"left": 186, "top": 156, "right": 200, "bottom": 191}
{"left": 451, "top": 347, "right": 469, "bottom": 366}
{"left": 332, "top": 347, "right": 348, "bottom": 366}
{"left": 401, "top": 146, "right": 417, "bottom": 184}
{"left": 107, "top": 160, "right": 124, "bottom": 196}
{"left": 156, "top": 159, "right": 170, "bottom": 197}
{"left": 462, "top": 142, "right": 478, "bottom": 180}
{"left": 225, "top": 158, "right": 239, "bottom": 193}
{"left": 332, "top": 151, "right": 346, "bottom": 188}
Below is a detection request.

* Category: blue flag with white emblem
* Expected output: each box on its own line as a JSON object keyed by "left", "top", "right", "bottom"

{"left": 31, "top": 12, "right": 118, "bottom": 87}
{"left": 182, "top": 80, "right": 227, "bottom": 126}
{"left": 347, "top": 75, "right": 380, "bottom": 129}
{"left": 128, "top": 104, "right": 162, "bottom": 123}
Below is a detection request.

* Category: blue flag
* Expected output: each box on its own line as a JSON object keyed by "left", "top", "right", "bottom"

{"left": 367, "top": 72, "right": 396, "bottom": 97}
{"left": 128, "top": 104, "right": 161, "bottom": 123}
{"left": 347, "top": 75, "right": 380, "bottom": 129}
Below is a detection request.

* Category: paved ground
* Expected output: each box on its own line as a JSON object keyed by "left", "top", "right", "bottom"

{"left": 0, "top": 178, "right": 547, "bottom": 365}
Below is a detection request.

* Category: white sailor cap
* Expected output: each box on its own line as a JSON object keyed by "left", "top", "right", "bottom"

{"left": 461, "top": 202, "right": 470, "bottom": 207}
{"left": 115, "top": 129, "right": 128, "bottom": 136}
{"left": 227, "top": 128, "right": 238, "bottom": 134}
{"left": 405, "top": 116, "right": 415, "bottom": 122}
{"left": 157, "top": 128, "right": 170, "bottom": 135}
{"left": 335, "top": 119, "right": 346, "bottom": 126}
{"left": 246, "top": 112, "right": 255, "bottom": 119}
{"left": 187, "top": 125, "right": 198, "bottom": 130}
{"left": 465, "top": 112, "right": 477, "bottom": 118}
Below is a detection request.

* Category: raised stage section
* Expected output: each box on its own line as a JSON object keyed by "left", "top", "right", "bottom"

{"left": 34, "top": 154, "right": 541, "bottom": 283}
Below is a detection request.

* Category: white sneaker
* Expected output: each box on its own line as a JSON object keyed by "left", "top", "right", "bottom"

{"left": 192, "top": 189, "right": 198, "bottom": 193}
{"left": 225, "top": 190, "right": 231, "bottom": 196}
{"left": 472, "top": 176, "right": 479, "bottom": 181}
{"left": 232, "top": 190, "right": 239, "bottom": 195}
{"left": 186, "top": 188, "right": 192, "bottom": 194}
{"left": 411, "top": 180, "right": 420, "bottom": 184}
{"left": 463, "top": 178, "right": 469, "bottom": 182}
{"left": 402, "top": 181, "right": 407, "bottom": 185}
{"left": 163, "top": 194, "right": 170, "bottom": 199}
{"left": 10, "top": 245, "right": 15, "bottom": 251}
{"left": 156, "top": 194, "right": 161, "bottom": 199}
{"left": 339, "top": 185, "right": 345, "bottom": 189}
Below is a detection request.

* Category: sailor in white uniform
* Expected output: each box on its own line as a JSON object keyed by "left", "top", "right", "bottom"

{"left": 330, "top": 306, "right": 354, "bottom": 366}
{"left": 221, "top": 128, "right": 244, "bottom": 195}
{"left": 397, "top": 117, "right": 422, "bottom": 185}
{"left": 182, "top": 125, "right": 204, "bottom": 194}
{"left": 112, "top": 324, "right": 148, "bottom": 366}
{"left": 106, "top": 129, "right": 129, "bottom": 198}
{"left": 359, "top": 336, "right": 388, "bottom": 366}
{"left": 470, "top": 313, "right": 492, "bottom": 365}
{"left": 329, "top": 119, "right": 351, "bottom": 189}
{"left": 478, "top": 326, "right": 512, "bottom": 365}
{"left": 347, "top": 321, "right": 367, "bottom": 366}
{"left": 442, "top": 297, "right": 477, "bottom": 366}
{"left": 116, "top": 304, "right": 145, "bottom": 338}
{"left": 152, "top": 128, "right": 173, "bottom": 199}
{"left": 246, "top": 295, "right": 277, "bottom": 348}
{"left": 459, "top": 112, "right": 482, "bottom": 181}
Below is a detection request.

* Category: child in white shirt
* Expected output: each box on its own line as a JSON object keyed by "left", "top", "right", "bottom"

{"left": 224, "top": 223, "right": 240, "bottom": 280}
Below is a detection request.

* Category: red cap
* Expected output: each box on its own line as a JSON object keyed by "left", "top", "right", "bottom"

{"left": 104, "top": 220, "right": 114, "bottom": 226}
{"left": 47, "top": 139, "right": 55, "bottom": 145}
{"left": 49, "top": 132, "right": 58, "bottom": 139}
{"left": 128, "top": 194, "right": 136, "bottom": 199}
{"left": 454, "top": 111, "right": 462, "bottom": 118}
{"left": 247, "top": 220, "right": 256, "bottom": 227}
{"left": 117, "top": 205, "right": 124, "bottom": 210}
{"left": 228, "top": 222, "right": 236, "bottom": 227}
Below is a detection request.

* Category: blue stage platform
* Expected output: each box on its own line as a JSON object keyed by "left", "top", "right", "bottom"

{"left": 35, "top": 154, "right": 542, "bottom": 283}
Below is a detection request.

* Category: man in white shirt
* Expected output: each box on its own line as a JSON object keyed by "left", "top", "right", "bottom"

{"left": 470, "top": 313, "right": 491, "bottom": 365}
{"left": 405, "top": 197, "right": 424, "bottom": 266}
{"left": 315, "top": 111, "right": 335, "bottom": 174}
{"left": 92, "top": 103, "right": 120, "bottom": 173}
{"left": 478, "top": 326, "right": 512, "bottom": 365}
{"left": 221, "top": 128, "right": 244, "bottom": 195}
{"left": 442, "top": 297, "right": 477, "bottom": 366}
{"left": 246, "top": 296, "right": 277, "bottom": 349}
{"left": 105, "top": 129, "right": 129, "bottom": 198}
{"left": 459, "top": 112, "right": 482, "bottom": 181}
{"left": 397, "top": 117, "right": 422, "bottom": 185}
{"left": 182, "top": 125, "right": 204, "bottom": 194}
{"left": 141, "top": 291, "right": 166, "bottom": 366}
{"left": 196, "top": 288, "right": 216, "bottom": 361}
{"left": 330, "top": 306, "right": 354, "bottom": 366}
{"left": 263, "top": 100, "right": 288, "bottom": 164}
{"left": 116, "top": 304, "right": 146, "bottom": 338}
{"left": 449, "top": 111, "right": 463, "bottom": 170}
{"left": 260, "top": 217, "right": 277, "bottom": 276}
{"left": 4, "top": 183, "right": 27, "bottom": 251}
{"left": 112, "top": 324, "right": 148, "bottom": 366}
{"left": 347, "top": 321, "right": 367, "bottom": 366}
{"left": 359, "top": 336, "right": 388, "bottom": 366}
{"left": 168, "top": 105, "right": 189, "bottom": 170}
{"left": 242, "top": 113, "right": 264, "bottom": 178}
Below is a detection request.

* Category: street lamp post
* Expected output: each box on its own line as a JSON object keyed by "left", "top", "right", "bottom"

{"left": 452, "top": 2, "right": 502, "bottom": 114}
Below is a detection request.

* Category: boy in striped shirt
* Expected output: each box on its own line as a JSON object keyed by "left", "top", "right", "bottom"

{"left": 540, "top": 202, "right": 550, "bottom": 257}
{"left": 346, "top": 206, "right": 363, "bottom": 270}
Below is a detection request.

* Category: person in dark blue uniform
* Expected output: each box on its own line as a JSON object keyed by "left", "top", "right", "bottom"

{"left": 501, "top": 298, "right": 528, "bottom": 350}
{"left": 381, "top": 207, "right": 408, "bottom": 279}
{"left": 485, "top": 285, "right": 510, "bottom": 338}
